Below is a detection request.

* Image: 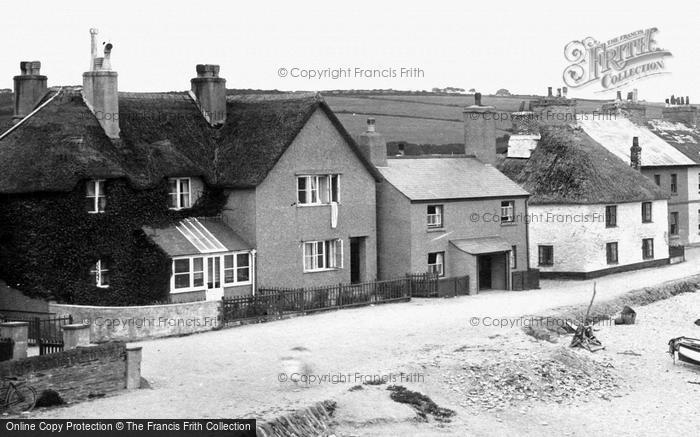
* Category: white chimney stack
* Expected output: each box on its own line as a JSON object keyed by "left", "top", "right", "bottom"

{"left": 82, "top": 28, "right": 119, "bottom": 139}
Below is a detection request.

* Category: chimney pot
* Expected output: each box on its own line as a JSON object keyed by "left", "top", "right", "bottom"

{"left": 366, "top": 117, "right": 376, "bottom": 132}
{"left": 474, "top": 92, "right": 482, "bottom": 106}
{"left": 547, "top": 87, "right": 553, "bottom": 97}
{"left": 616, "top": 91, "right": 622, "bottom": 101}
{"left": 557, "top": 88, "right": 562, "bottom": 98}
{"left": 627, "top": 92, "right": 633, "bottom": 101}
{"left": 687, "top": 96, "right": 691, "bottom": 105}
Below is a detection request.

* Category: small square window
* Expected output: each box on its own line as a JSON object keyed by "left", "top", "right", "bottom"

{"left": 427, "top": 205, "right": 443, "bottom": 228}
{"left": 606, "top": 242, "right": 619, "bottom": 264}
{"left": 428, "top": 252, "right": 444, "bottom": 276}
{"left": 605, "top": 205, "right": 617, "bottom": 228}
{"left": 642, "top": 239, "right": 654, "bottom": 260}
{"left": 501, "top": 201, "right": 515, "bottom": 223}
{"left": 90, "top": 259, "right": 110, "bottom": 288}
{"left": 168, "top": 178, "right": 192, "bottom": 210}
{"left": 538, "top": 245, "right": 553, "bottom": 266}
{"left": 641, "top": 202, "right": 652, "bottom": 223}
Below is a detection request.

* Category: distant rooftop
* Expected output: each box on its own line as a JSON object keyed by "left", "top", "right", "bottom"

{"left": 378, "top": 156, "right": 528, "bottom": 201}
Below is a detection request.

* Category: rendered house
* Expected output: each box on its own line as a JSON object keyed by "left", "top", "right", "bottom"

{"left": 363, "top": 95, "right": 532, "bottom": 292}
{"left": 579, "top": 94, "right": 700, "bottom": 246}
{"left": 498, "top": 126, "right": 670, "bottom": 279}
{"left": 0, "top": 31, "right": 379, "bottom": 305}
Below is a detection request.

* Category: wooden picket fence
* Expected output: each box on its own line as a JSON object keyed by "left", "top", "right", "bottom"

{"left": 221, "top": 273, "right": 437, "bottom": 325}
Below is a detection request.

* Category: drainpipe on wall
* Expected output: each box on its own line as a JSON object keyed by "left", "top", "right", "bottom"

{"left": 251, "top": 249, "right": 257, "bottom": 296}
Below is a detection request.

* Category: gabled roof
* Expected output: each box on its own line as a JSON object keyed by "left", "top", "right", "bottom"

{"left": 497, "top": 127, "right": 669, "bottom": 205}
{"left": 0, "top": 88, "right": 381, "bottom": 194}
{"left": 378, "top": 155, "right": 528, "bottom": 201}
{"left": 647, "top": 119, "right": 700, "bottom": 164}
{"left": 578, "top": 117, "right": 695, "bottom": 167}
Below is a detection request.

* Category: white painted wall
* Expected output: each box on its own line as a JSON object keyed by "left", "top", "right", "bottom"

{"left": 528, "top": 200, "right": 669, "bottom": 273}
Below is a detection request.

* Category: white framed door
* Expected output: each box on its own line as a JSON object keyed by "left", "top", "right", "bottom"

{"left": 206, "top": 255, "right": 224, "bottom": 300}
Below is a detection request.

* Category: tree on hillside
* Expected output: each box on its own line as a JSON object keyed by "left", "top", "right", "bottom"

{"left": 496, "top": 88, "right": 511, "bottom": 96}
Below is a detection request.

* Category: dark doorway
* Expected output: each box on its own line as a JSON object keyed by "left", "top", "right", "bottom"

{"left": 478, "top": 255, "right": 492, "bottom": 290}
{"left": 350, "top": 237, "right": 366, "bottom": 284}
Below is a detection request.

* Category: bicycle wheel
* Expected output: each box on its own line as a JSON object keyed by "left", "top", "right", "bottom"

{"left": 6, "top": 384, "right": 37, "bottom": 413}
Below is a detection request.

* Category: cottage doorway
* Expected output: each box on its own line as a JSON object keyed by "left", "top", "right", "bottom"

{"left": 206, "top": 255, "right": 224, "bottom": 300}
{"left": 477, "top": 252, "right": 509, "bottom": 291}
{"left": 350, "top": 237, "right": 366, "bottom": 284}
{"left": 478, "top": 255, "right": 492, "bottom": 290}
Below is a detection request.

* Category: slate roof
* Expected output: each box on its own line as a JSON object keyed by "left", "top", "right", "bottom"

{"left": 378, "top": 156, "right": 529, "bottom": 201}
{"left": 496, "top": 127, "right": 669, "bottom": 205}
{"left": 578, "top": 117, "right": 695, "bottom": 167}
{"left": 0, "top": 88, "right": 382, "bottom": 194}
{"left": 646, "top": 119, "right": 700, "bottom": 164}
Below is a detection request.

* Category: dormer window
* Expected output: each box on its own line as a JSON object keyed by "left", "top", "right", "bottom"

{"left": 86, "top": 180, "right": 106, "bottom": 213}
{"left": 90, "top": 259, "right": 110, "bottom": 288}
{"left": 168, "top": 178, "right": 191, "bottom": 210}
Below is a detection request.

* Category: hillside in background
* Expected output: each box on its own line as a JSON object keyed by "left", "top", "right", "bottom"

{"left": 325, "top": 92, "right": 665, "bottom": 150}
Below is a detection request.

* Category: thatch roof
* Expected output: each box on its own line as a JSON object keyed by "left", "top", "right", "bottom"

{"left": 0, "top": 89, "right": 381, "bottom": 194}
{"left": 496, "top": 127, "right": 669, "bottom": 205}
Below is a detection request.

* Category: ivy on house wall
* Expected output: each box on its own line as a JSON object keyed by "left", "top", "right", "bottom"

{"left": 0, "top": 178, "right": 226, "bottom": 306}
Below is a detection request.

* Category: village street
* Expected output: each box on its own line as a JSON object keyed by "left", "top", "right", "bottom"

{"left": 34, "top": 248, "right": 700, "bottom": 433}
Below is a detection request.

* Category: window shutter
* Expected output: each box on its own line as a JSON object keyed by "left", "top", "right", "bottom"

{"left": 337, "top": 239, "right": 344, "bottom": 269}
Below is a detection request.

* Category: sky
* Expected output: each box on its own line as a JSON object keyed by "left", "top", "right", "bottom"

{"left": 2, "top": 0, "right": 699, "bottom": 102}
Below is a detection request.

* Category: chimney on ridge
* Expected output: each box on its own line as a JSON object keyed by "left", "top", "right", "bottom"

{"left": 13, "top": 61, "right": 47, "bottom": 121}
{"left": 190, "top": 64, "right": 227, "bottom": 127}
{"left": 82, "top": 28, "right": 119, "bottom": 139}
{"left": 357, "top": 118, "right": 387, "bottom": 167}
{"left": 464, "top": 91, "right": 497, "bottom": 165}
{"left": 630, "top": 136, "right": 642, "bottom": 170}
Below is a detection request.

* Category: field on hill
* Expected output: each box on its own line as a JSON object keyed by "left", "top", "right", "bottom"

{"left": 325, "top": 93, "right": 664, "bottom": 146}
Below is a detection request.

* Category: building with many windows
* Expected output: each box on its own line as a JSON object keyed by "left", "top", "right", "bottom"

{"left": 498, "top": 126, "right": 670, "bottom": 278}
{"left": 0, "top": 31, "right": 380, "bottom": 305}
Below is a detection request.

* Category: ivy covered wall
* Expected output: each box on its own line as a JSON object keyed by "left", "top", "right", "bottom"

{"left": 0, "top": 178, "right": 226, "bottom": 306}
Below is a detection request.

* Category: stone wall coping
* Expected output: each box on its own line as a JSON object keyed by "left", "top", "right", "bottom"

{"left": 62, "top": 323, "right": 90, "bottom": 331}
{"left": 50, "top": 300, "right": 220, "bottom": 311}
{"left": 126, "top": 346, "right": 143, "bottom": 352}
{"left": 0, "top": 321, "right": 29, "bottom": 327}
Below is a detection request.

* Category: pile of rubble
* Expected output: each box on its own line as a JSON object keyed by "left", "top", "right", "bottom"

{"left": 444, "top": 348, "right": 621, "bottom": 411}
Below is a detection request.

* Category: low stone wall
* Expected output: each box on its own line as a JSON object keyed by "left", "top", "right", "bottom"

{"left": 49, "top": 300, "right": 221, "bottom": 343}
{"left": 0, "top": 342, "right": 127, "bottom": 404}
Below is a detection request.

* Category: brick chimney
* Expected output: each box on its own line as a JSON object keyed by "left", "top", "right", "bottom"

{"left": 463, "top": 92, "right": 497, "bottom": 165}
{"left": 530, "top": 87, "right": 577, "bottom": 126}
{"left": 190, "top": 64, "right": 226, "bottom": 127}
{"left": 601, "top": 90, "right": 646, "bottom": 124}
{"left": 82, "top": 28, "right": 119, "bottom": 139}
{"left": 630, "top": 136, "right": 642, "bottom": 170}
{"left": 13, "top": 61, "right": 47, "bottom": 121}
{"left": 357, "top": 118, "right": 387, "bottom": 167}
{"left": 662, "top": 94, "right": 697, "bottom": 126}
